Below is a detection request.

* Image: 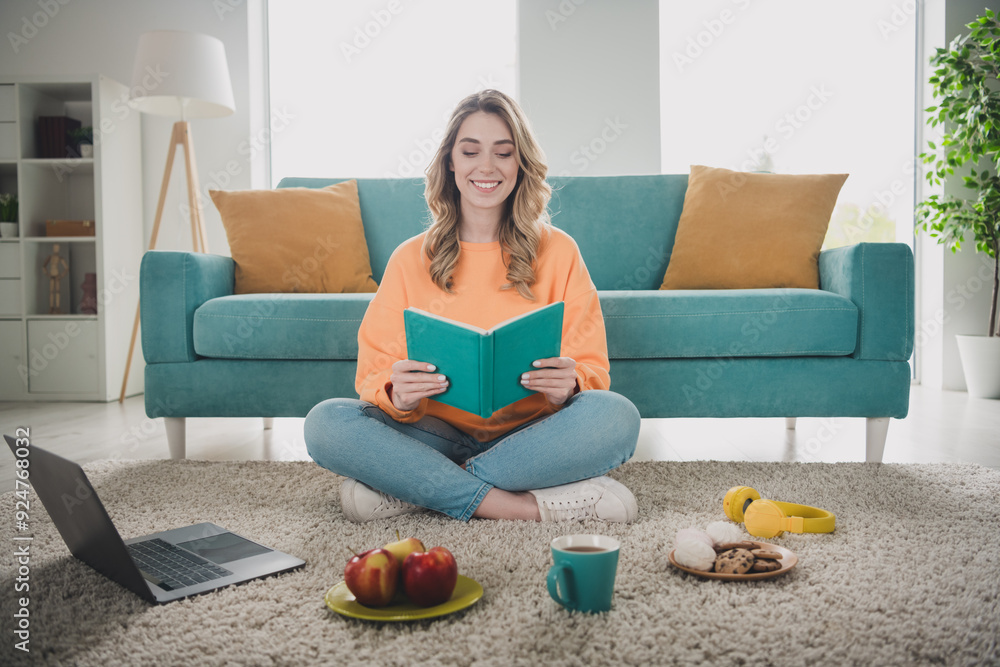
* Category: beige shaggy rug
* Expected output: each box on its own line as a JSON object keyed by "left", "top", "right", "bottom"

{"left": 1, "top": 458, "right": 999, "bottom": 667}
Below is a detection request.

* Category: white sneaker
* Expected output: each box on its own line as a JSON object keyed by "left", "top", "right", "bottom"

{"left": 339, "top": 478, "right": 424, "bottom": 523}
{"left": 528, "top": 476, "right": 638, "bottom": 523}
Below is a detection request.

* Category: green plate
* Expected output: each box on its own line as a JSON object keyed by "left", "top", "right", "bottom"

{"left": 325, "top": 574, "right": 483, "bottom": 622}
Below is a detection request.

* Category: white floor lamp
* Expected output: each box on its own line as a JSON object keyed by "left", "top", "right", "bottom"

{"left": 119, "top": 30, "right": 236, "bottom": 402}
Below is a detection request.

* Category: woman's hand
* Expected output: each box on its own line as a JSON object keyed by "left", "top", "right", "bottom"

{"left": 389, "top": 360, "right": 448, "bottom": 412}
{"left": 521, "top": 357, "right": 579, "bottom": 407}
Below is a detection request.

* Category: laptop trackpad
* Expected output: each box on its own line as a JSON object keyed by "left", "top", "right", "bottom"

{"left": 176, "top": 532, "right": 273, "bottom": 564}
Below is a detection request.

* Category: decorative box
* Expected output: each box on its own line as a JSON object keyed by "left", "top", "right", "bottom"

{"left": 46, "top": 220, "right": 95, "bottom": 237}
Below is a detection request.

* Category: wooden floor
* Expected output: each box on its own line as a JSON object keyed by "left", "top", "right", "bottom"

{"left": 2, "top": 384, "right": 998, "bottom": 492}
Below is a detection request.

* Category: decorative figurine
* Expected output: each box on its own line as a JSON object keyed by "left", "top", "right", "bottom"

{"left": 80, "top": 272, "right": 97, "bottom": 314}
{"left": 42, "top": 243, "right": 69, "bottom": 314}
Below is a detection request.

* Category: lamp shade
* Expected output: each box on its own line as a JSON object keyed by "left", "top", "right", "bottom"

{"left": 130, "top": 30, "right": 235, "bottom": 118}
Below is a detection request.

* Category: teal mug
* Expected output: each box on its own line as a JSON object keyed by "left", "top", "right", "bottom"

{"left": 547, "top": 534, "right": 620, "bottom": 613}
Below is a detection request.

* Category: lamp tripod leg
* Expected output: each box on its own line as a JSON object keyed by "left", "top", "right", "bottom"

{"left": 119, "top": 122, "right": 185, "bottom": 403}
{"left": 181, "top": 123, "right": 209, "bottom": 254}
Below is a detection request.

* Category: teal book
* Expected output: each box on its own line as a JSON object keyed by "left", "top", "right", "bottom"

{"left": 403, "top": 301, "right": 564, "bottom": 419}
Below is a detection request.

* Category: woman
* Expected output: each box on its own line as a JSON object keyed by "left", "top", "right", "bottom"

{"left": 304, "top": 90, "right": 640, "bottom": 523}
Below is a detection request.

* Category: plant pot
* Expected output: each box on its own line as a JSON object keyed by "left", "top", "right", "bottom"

{"left": 0, "top": 222, "right": 17, "bottom": 238}
{"left": 79, "top": 143, "right": 93, "bottom": 158}
{"left": 956, "top": 334, "right": 1000, "bottom": 399}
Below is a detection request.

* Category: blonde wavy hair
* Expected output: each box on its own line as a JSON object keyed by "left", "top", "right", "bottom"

{"left": 423, "top": 89, "right": 551, "bottom": 300}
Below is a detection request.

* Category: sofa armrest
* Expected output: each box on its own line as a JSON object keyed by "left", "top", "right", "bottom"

{"left": 818, "top": 242, "right": 914, "bottom": 361}
{"left": 141, "top": 251, "right": 235, "bottom": 363}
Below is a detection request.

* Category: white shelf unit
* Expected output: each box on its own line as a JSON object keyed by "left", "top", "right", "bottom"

{"left": 0, "top": 75, "right": 143, "bottom": 401}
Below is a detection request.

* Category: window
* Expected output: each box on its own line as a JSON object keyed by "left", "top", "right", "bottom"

{"left": 267, "top": 1, "right": 517, "bottom": 186}
{"left": 659, "top": 0, "right": 916, "bottom": 247}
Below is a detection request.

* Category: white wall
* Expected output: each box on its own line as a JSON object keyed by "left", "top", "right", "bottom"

{"left": 0, "top": 0, "right": 262, "bottom": 256}
{"left": 517, "top": 0, "right": 661, "bottom": 176}
{"left": 917, "top": 0, "right": 998, "bottom": 391}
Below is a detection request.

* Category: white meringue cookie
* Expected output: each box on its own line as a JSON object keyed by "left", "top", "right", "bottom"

{"left": 675, "top": 528, "right": 714, "bottom": 548}
{"left": 673, "top": 537, "right": 717, "bottom": 571}
{"left": 706, "top": 520, "right": 745, "bottom": 546}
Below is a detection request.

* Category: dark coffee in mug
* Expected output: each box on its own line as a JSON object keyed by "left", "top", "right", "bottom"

{"left": 549, "top": 534, "right": 620, "bottom": 613}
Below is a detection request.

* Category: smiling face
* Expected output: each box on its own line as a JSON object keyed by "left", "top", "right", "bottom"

{"left": 449, "top": 111, "right": 520, "bottom": 227}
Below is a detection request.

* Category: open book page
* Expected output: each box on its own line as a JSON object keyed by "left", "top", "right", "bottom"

{"left": 403, "top": 308, "right": 489, "bottom": 335}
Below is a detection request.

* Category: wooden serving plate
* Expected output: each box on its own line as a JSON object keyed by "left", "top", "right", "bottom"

{"left": 668, "top": 541, "right": 798, "bottom": 581}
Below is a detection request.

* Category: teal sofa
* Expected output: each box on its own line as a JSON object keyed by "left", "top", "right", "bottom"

{"left": 141, "top": 175, "right": 914, "bottom": 461}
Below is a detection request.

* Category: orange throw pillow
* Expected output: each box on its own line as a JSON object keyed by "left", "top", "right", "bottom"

{"left": 211, "top": 180, "right": 378, "bottom": 294}
{"left": 660, "top": 165, "right": 848, "bottom": 290}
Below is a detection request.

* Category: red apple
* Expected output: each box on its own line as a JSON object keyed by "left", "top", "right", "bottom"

{"left": 402, "top": 546, "right": 458, "bottom": 607}
{"left": 344, "top": 548, "right": 399, "bottom": 607}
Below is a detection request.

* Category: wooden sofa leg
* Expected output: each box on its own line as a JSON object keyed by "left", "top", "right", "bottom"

{"left": 263, "top": 418, "right": 274, "bottom": 430}
{"left": 865, "top": 417, "right": 889, "bottom": 463}
{"left": 164, "top": 417, "right": 186, "bottom": 460}
{"left": 785, "top": 418, "right": 797, "bottom": 430}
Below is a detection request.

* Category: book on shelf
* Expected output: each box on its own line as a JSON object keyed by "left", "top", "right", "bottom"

{"left": 36, "top": 116, "right": 81, "bottom": 159}
{"left": 403, "top": 301, "right": 564, "bottom": 418}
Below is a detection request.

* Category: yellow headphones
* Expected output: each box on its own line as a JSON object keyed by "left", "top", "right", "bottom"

{"left": 723, "top": 486, "right": 836, "bottom": 539}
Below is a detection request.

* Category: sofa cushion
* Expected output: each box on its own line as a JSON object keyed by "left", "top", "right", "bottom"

{"left": 193, "top": 293, "right": 375, "bottom": 360}
{"left": 192, "top": 289, "right": 857, "bottom": 362}
{"left": 601, "top": 288, "right": 858, "bottom": 359}
{"left": 276, "top": 177, "right": 431, "bottom": 285}
{"left": 660, "top": 166, "right": 848, "bottom": 290}
{"left": 210, "top": 180, "right": 379, "bottom": 294}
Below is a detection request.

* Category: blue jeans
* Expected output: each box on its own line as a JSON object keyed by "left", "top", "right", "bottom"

{"left": 304, "top": 390, "right": 640, "bottom": 521}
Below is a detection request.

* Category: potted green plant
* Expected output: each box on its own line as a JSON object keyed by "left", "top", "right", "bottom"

{"left": 917, "top": 8, "right": 1000, "bottom": 398}
{"left": 0, "top": 193, "right": 17, "bottom": 238}
{"left": 69, "top": 126, "right": 94, "bottom": 158}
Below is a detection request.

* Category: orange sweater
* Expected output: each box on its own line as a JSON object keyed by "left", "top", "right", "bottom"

{"left": 356, "top": 226, "right": 610, "bottom": 441}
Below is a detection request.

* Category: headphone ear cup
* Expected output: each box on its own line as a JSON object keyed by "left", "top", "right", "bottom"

{"left": 723, "top": 486, "right": 761, "bottom": 523}
{"left": 744, "top": 499, "right": 786, "bottom": 539}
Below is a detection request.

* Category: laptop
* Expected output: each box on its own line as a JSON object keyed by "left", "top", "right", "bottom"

{"left": 4, "top": 435, "right": 306, "bottom": 604}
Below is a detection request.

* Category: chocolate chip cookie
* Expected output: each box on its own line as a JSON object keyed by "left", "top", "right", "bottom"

{"left": 714, "top": 548, "right": 754, "bottom": 574}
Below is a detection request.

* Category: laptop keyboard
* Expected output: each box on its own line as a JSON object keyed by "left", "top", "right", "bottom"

{"left": 127, "top": 538, "right": 233, "bottom": 591}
